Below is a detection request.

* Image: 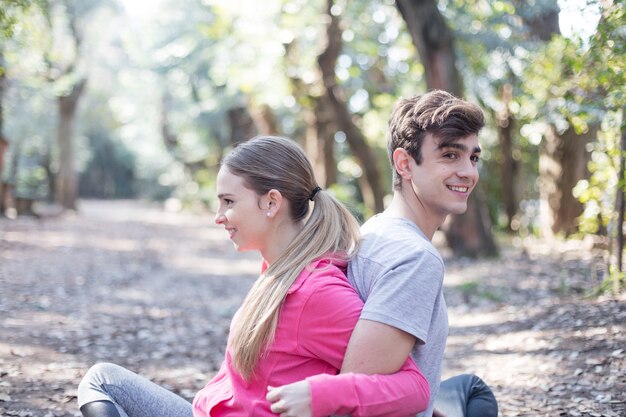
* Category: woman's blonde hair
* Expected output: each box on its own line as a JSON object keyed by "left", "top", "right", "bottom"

{"left": 222, "top": 136, "right": 360, "bottom": 380}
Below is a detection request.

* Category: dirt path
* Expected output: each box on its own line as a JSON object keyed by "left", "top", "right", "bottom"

{"left": 0, "top": 200, "right": 624, "bottom": 417}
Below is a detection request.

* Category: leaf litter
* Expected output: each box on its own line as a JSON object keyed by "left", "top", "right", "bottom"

{"left": 0, "top": 200, "right": 624, "bottom": 417}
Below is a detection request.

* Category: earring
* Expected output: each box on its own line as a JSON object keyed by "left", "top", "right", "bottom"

{"left": 267, "top": 212, "right": 271, "bottom": 217}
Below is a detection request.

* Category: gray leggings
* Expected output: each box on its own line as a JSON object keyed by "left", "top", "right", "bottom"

{"left": 78, "top": 364, "right": 497, "bottom": 417}
{"left": 77, "top": 363, "right": 192, "bottom": 417}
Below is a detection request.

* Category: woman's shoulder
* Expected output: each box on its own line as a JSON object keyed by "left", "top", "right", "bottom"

{"left": 287, "top": 257, "right": 350, "bottom": 296}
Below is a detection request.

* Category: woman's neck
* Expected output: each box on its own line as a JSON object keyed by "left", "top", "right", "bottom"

{"left": 261, "top": 220, "right": 304, "bottom": 265}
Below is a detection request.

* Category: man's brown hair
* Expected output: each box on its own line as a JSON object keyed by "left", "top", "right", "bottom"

{"left": 388, "top": 90, "right": 484, "bottom": 189}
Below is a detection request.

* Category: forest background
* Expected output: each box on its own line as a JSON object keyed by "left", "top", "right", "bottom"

{"left": 0, "top": 0, "right": 625, "bottom": 416}
{"left": 1, "top": 0, "right": 625, "bottom": 287}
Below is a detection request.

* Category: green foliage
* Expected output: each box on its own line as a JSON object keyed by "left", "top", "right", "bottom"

{"left": 574, "top": 111, "right": 622, "bottom": 234}
{"left": 1, "top": 0, "right": 622, "bottom": 268}
{"left": 558, "top": 1, "right": 626, "bottom": 293}
{"left": 3, "top": 78, "right": 56, "bottom": 200}
{"left": 78, "top": 132, "right": 137, "bottom": 199}
{"left": 12, "top": 135, "right": 49, "bottom": 199}
{"left": 0, "top": 0, "right": 44, "bottom": 39}
{"left": 442, "top": 0, "right": 561, "bottom": 233}
{"left": 569, "top": 2, "right": 626, "bottom": 237}
{"left": 443, "top": 0, "right": 624, "bottom": 245}
{"left": 456, "top": 280, "right": 503, "bottom": 302}
{"left": 328, "top": 181, "right": 367, "bottom": 224}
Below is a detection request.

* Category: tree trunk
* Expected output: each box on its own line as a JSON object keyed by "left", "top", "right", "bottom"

{"left": 283, "top": 40, "right": 338, "bottom": 188}
{"left": 56, "top": 78, "right": 86, "bottom": 210}
{"left": 0, "top": 139, "right": 6, "bottom": 182}
{"left": 445, "top": 188, "right": 498, "bottom": 256}
{"left": 396, "top": 0, "right": 497, "bottom": 257}
{"left": 319, "top": 0, "right": 385, "bottom": 213}
{"left": 252, "top": 104, "right": 280, "bottom": 136}
{"left": 538, "top": 124, "right": 595, "bottom": 236}
{"left": 497, "top": 83, "right": 518, "bottom": 231}
{"left": 612, "top": 128, "right": 625, "bottom": 293}
{"left": 324, "top": 88, "right": 385, "bottom": 213}
{"left": 43, "top": 148, "right": 55, "bottom": 203}
{"left": 160, "top": 92, "right": 179, "bottom": 154}
{"left": 227, "top": 105, "right": 258, "bottom": 146}
{"left": 0, "top": 46, "right": 5, "bottom": 138}
{"left": 46, "top": 1, "right": 89, "bottom": 211}
{"left": 1, "top": 138, "right": 20, "bottom": 214}
{"left": 512, "top": 0, "right": 561, "bottom": 41}
{"left": 305, "top": 96, "right": 337, "bottom": 187}
{"left": 0, "top": 139, "right": 7, "bottom": 213}
{"left": 517, "top": 0, "right": 586, "bottom": 238}
{"left": 0, "top": 46, "right": 5, "bottom": 186}
{"left": 493, "top": 1, "right": 560, "bottom": 231}
{"left": 395, "top": 0, "right": 463, "bottom": 95}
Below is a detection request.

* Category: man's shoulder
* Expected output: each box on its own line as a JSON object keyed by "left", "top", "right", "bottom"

{"left": 358, "top": 215, "right": 443, "bottom": 265}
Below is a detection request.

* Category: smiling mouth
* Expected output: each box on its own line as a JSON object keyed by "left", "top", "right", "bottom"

{"left": 447, "top": 185, "right": 469, "bottom": 193}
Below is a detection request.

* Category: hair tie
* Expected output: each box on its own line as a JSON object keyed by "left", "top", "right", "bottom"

{"left": 309, "top": 186, "right": 322, "bottom": 201}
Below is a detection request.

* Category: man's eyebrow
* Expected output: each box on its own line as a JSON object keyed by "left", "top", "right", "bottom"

{"left": 438, "top": 142, "right": 482, "bottom": 153}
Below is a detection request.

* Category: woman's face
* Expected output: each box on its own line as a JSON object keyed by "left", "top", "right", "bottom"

{"left": 215, "top": 167, "right": 269, "bottom": 253}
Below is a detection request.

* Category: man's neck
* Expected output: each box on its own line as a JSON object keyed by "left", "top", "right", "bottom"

{"left": 383, "top": 190, "right": 443, "bottom": 241}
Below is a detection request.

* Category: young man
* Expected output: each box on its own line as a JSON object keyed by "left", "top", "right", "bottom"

{"left": 268, "top": 90, "right": 497, "bottom": 417}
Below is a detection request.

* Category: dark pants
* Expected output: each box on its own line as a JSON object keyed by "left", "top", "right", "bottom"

{"left": 434, "top": 374, "right": 498, "bottom": 417}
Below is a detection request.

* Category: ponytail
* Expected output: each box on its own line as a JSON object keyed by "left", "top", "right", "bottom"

{"left": 230, "top": 189, "right": 359, "bottom": 380}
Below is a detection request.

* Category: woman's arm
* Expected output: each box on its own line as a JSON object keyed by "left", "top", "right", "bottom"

{"left": 268, "top": 356, "right": 429, "bottom": 417}
{"left": 307, "top": 356, "right": 429, "bottom": 417}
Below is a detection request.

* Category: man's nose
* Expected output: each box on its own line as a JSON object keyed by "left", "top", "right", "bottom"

{"left": 459, "top": 159, "right": 479, "bottom": 181}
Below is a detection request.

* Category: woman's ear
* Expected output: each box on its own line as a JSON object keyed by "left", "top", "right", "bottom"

{"left": 393, "top": 148, "right": 413, "bottom": 181}
{"left": 263, "top": 189, "right": 283, "bottom": 218}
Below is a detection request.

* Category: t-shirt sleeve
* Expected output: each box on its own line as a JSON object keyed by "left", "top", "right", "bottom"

{"left": 297, "top": 272, "right": 430, "bottom": 417}
{"left": 359, "top": 250, "right": 444, "bottom": 344}
{"left": 296, "top": 275, "right": 364, "bottom": 369}
{"left": 307, "top": 356, "right": 430, "bottom": 417}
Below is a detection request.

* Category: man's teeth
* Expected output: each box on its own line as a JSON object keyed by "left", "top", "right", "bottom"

{"left": 448, "top": 186, "right": 468, "bottom": 192}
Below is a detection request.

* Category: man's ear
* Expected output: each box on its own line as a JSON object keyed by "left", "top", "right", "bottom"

{"left": 263, "top": 189, "right": 283, "bottom": 218}
{"left": 392, "top": 148, "right": 414, "bottom": 182}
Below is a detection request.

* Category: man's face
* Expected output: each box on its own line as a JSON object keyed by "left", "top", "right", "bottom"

{"left": 408, "top": 132, "right": 481, "bottom": 220}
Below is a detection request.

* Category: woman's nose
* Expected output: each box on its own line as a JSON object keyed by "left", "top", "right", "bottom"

{"left": 215, "top": 212, "right": 225, "bottom": 224}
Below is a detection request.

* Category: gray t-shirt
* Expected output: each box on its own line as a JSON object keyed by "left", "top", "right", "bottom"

{"left": 347, "top": 215, "right": 448, "bottom": 417}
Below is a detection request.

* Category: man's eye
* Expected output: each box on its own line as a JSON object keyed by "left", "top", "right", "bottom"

{"left": 471, "top": 155, "right": 481, "bottom": 163}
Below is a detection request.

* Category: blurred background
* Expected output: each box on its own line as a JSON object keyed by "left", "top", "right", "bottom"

{"left": 0, "top": 0, "right": 624, "bottom": 292}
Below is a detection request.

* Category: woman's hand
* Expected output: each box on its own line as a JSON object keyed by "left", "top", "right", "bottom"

{"left": 432, "top": 409, "right": 448, "bottom": 417}
{"left": 266, "top": 380, "right": 312, "bottom": 417}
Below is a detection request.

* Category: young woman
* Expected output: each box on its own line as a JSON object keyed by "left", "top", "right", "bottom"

{"left": 77, "top": 136, "right": 429, "bottom": 417}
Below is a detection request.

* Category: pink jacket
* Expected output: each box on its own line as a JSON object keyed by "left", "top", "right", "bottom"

{"left": 193, "top": 258, "right": 429, "bottom": 417}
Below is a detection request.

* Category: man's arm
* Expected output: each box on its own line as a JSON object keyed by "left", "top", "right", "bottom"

{"left": 268, "top": 247, "right": 444, "bottom": 415}
{"left": 340, "top": 319, "right": 417, "bottom": 374}
{"left": 267, "top": 320, "right": 423, "bottom": 417}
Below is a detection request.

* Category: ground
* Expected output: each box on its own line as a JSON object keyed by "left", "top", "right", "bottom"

{"left": 0, "top": 200, "right": 624, "bottom": 417}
